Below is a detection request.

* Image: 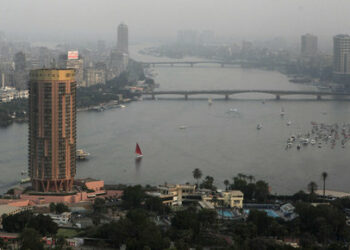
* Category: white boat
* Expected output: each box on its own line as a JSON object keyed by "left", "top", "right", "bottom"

{"left": 208, "top": 98, "right": 212, "bottom": 106}
{"left": 228, "top": 108, "right": 238, "bottom": 113}
{"left": 179, "top": 125, "right": 187, "bottom": 129}
{"left": 257, "top": 124, "right": 262, "bottom": 130}
{"left": 119, "top": 104, "right": 126, "bottom": 108}
{"left": 286, "top": 121, "right": 292, "bottom": 126}
{"left": 301, "top": 138, "right": 309, "bottom": 145}
{"left": 76, "top": 149, "right": 90, "bottom": 161}
{"left": 280, "top": 107, "right": 285, "bottom": 117}
{"left": 310, "top": 139, "right": 316, "bottom": 145}
{"left": 20, "top": 177, "right": 31, "bottom": 184}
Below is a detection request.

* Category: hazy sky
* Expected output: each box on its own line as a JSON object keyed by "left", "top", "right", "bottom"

{"left": 1, "top": 0, "right": 350, "bottom": 43}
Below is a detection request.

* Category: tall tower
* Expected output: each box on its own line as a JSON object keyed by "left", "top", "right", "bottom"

{"left": 301, "top": 34, "right": 318, "bottom": 57}
{"left": 333, "top": 34, "right": 350, "bottom": 84}
{"left": 29, "top": 69, "right": 77, "bottom": 193}
{"left": 117, "top": 23, "right": 129, "bottom": 54}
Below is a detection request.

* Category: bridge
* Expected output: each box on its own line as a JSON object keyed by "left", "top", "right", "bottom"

{"left": 140, "top": 60, "right": 242, "bottom": 68}
{"left": 143, "top": 89, "right": 350, "bottom": 100}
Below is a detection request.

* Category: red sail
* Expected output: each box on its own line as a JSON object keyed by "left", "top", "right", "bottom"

{"left": 135, "top": 143, "right": 142, "bottom": 155}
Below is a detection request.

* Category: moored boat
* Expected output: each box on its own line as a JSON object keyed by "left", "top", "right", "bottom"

{"left": 76, "top": 149, "right": 90, "bottom": 161}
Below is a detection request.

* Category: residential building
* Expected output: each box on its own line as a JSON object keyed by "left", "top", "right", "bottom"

{"left": 148, "top": 184, "right": 197, "bottom": 206}
{"left": 66, "top": 56, "right": 85, "bottom": 87}
{"left": 28, "top": 69, "right": 77, "bottom": 192}
{"left": 301, "top": 34, "right": 318, "bottom": 57}
{"left": 84, "top": 62, "right": 106, "bottom": 86}
{"left": 220, "top": 190, "right": 244, "bottom": 208}
{"left": 333, "top": 34, "right": 350, "bottom": 84}
{"left": 108, "top": 50, "right": 128, "bottom": 80}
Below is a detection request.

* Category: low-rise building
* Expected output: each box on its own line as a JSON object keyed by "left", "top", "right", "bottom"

{"left": 220, "top": 190, "right": 244, "bottom": 208}
{"left": 46, "top": 212, "right": 71, "bottom": 225}
{"left": 148, "top": 184, "right": 196, "bottom": 206}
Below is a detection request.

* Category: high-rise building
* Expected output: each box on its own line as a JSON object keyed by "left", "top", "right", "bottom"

{"left": 301, "top": 34, "right": 318, "bottom": 57}
{"left": 117, "top": 23, "right": 129, "bottom": 54}
{"left": 333, "top": 34, "right": 350, "bottom": 84}
{"left": 28, "top": 69, "right": 77, "bottom": 193}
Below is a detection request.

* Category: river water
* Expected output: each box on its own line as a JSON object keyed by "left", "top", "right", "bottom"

{"left": 1, "top": 45, "right": 350, "bottom": 194}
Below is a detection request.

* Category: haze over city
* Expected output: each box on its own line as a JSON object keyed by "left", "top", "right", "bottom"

{"left": 2, "top": 1, "right": 350, "bottom": 249}
{"left": 1, "top": 0, "right": 350, "bottom": 47}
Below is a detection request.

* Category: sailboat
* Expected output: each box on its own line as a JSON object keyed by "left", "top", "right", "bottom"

{"left": 135, "top": 143, "right": 143, "bottom": 159}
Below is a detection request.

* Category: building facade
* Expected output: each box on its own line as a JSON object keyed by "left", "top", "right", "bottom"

{"left": 301, "top": 34, "right": 318, "bottom": 57}
{"left": 28, "top": 69, "right": 77, "bottom": 193}
{"left": 117, "top": 23, "right": 129, "bottom": 54}
{"left": 333, "top": 34, "right": 350, "bottom": 84}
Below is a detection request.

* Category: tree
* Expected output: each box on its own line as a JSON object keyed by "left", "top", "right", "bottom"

{"left": 93, "top": 198, "right": 106, "bottom": 213}
{"left": 321, "top": 172, "right": 328, "bottom": 198}
{"left": 307, "top": 181, "right": 318, "bottom": 194}
{"left": 20, "top": 228, "right": 44, "bottom": 250}
{"left": 255, "top": 180, "right": 269, "bottom": 202}
{"left": 49, "top": 203, "right": 56, "bottom": 213}
{"left": 55, "top": 203, "right": 69, "bottom": 214}
{"left": 224, "top": 179, "right": 230, "bottom": 191}
{"left": 200, "top": 175, "right": 216, "bottom": 190}
{"left": 247, "top": 175, "right": 255, "bottom": 183}
{"left": 122, "top": 185, "right": 146, "bottom": 208}
{"left": 192, "top": 168, "right": 202, "bottom": 187}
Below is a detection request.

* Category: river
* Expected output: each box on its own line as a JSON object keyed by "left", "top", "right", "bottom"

{"left": 1, "top": 44, "right": 350, "bottom": 194}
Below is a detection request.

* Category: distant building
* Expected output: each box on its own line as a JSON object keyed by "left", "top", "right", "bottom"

{"left": 13, "top": 52, "right": 28, "bottom": 89}
{"left": 108, "top": 50, "right": 128, "bottom": 80}
{"left": 66, "top": 53, "right": 85, "bottom": 87}
{"left": 333, "top": 34, "right": 350, "bottom": 84}
{"left": 301, "top": 34, "right": 318, "bottom": 57}
{"left": 84, "top": 62, "right": 106, "bottom": 86}
{"left": 14, "top": 52, "right": 26, "bottom": 71}
{"left": 29, "top": 69, "right": 77, "bottom": 193}
{"left": 117, "top": 23, "right": 129, "bottom": 54}
{"left": 177, "top": 30, "right": 198, "bottom": 45}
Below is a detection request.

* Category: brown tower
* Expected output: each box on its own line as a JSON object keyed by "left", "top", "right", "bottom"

{"left": 29, "top": 69, "right": 76, "bottom": 193}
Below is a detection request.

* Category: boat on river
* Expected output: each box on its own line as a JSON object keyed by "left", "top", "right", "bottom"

{"left": 135, "top": 143, "right": 143, "bottom": 159}
{"left": 280, "top": 107, "right": 285, "bottom": 117}
{"left": 257, "top": 124, "right": 262, "bottom": 130}
{"left": 76, "top": 149, "right": 90, "bottom": 161}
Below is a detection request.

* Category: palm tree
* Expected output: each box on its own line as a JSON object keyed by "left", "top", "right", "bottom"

{"left": 307, "top": 181, "right": 318, "bottom": 202}
{"left": 224, "top": 180, "right": 230, "bottom": 191}
{"left": 192, "top": 168, "right": 202, "bottom": 188}
{"left": 248, "top": 175, "right": 255, "bottom": 183}
{"left": 321, "top": 172, "right": 328, "bottom": 198}
{"left": 307, "top": 181, "right": 318, "bottom": 194}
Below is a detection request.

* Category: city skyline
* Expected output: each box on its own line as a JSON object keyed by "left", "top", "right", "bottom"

{"left": 1, "top": 0, "right": 350, "bottom": 44}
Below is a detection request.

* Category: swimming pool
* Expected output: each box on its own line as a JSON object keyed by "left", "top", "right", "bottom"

{"left": 244, "top": 209, "right": 280, "bottom": 218}
{"left": 217, "top": 210, "right": 234, "bottom": 218}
